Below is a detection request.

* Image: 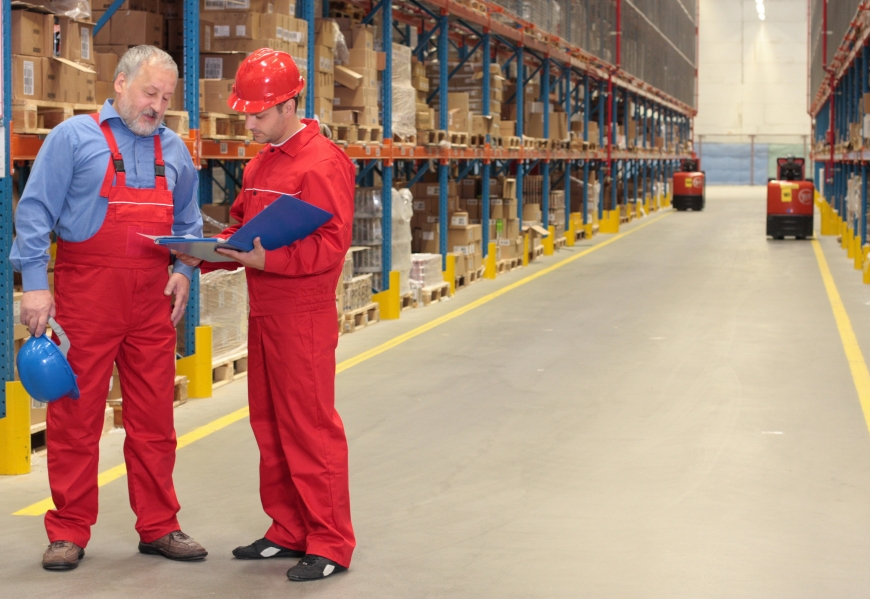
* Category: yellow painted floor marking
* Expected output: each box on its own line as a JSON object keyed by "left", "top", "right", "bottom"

{"left": 812, "top": 239, "right": 870, "bottom": 435}
{"left": 14, "top": 212, "right": 671, "bottom": 516}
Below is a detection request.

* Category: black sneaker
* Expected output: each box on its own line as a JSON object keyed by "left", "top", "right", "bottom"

{"left": 232, "top": 538, "right": 304, "bottom": 560}
{"left": 286, "top": 554, "right": 347, "bottom": 581}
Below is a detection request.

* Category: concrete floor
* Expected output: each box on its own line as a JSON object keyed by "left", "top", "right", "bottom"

{"left": 3, "top": 186, "right": 870, "bottom": 598}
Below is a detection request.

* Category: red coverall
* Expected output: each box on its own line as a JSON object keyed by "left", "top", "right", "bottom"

{"left": 218, "top": 119, "right": 356, "bottom": 567}
{"left": 47, "top": 115, "right": 181, "bottom": 548}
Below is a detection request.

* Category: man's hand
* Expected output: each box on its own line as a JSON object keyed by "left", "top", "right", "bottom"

{"left": 215, "top": 237, "right": 266, "bottom": 270}
{"left": 21, "top": 290, "right": 56, "bottom": 337}
{"left": 165, "top": 272, "right": 191, "bottom": 326}
{"left": 172, "top": 250, "right": 202, "bottom": 268}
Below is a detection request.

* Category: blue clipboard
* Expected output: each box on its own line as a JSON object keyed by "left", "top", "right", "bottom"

{"left": 144, "top": 195, "right": 334, "bottom": 263}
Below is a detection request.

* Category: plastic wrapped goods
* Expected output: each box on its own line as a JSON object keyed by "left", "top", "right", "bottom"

{"left": 410, "top": 254, "right": 444, "bottom": 288}
{"left": 199, "top": 269, "right": 248, "bottom": 363}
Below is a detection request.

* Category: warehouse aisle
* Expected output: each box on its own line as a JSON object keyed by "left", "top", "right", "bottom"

{"left": 4, "top": 186, "right": 870, "bottom": 598}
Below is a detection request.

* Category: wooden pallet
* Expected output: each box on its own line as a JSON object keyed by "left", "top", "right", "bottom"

{"left": 469, "top": 134, "right": 486, "bottom": 147}
{"left": 401, "top": 292, "right": 417, "bottom": 311}
{"left": 420, "top": 281, "right": 451, "bottom": 306}
{"left": 212, "top": 351, "right": 249, "bottom": 390}
{"left": 454, "top": 272, "right": 470, "bottom": 291}
{"left": 102, "top": 375, "right": 189, "bottom": 433}
{"left": 468, "top": 265, "right": 485, "bottom": 284}
{"left": 358, "top": 125, "right": 383, "bottom": 145}
{"left": 505, "top": 136, "right": 521, "bottom": 150}
{"left": 554, "top": 236, "right": 567, "bottom": 251}
{"left": 530, "top": 245, "right": 544, "bottom": 261}
{"left": 521, "top": 135, "right": 538, "bottom": 149}
{"left": 421, "top": 129, "right": 448, "bottom": 145}
{"left": 393, "top": 132, "right": 417, "bottom": 146}
{"left": 12, "top": 100, "right": 101, "bottom": 134}
{"left": 343, "top": 302, "right": 380, "bottom": 333}
{"left": 490, "top": 135, "right": 503, "bottom": 148}
{"left": 200, "top": 112, "right": 250, "bottom": 140}
{"left": 498, "top": 257, "right": 521, "bottom": 273}
{"left": 549, "top": 139, "right": 570, "bottom": 150}
{"left": 449, "top": 132, "right": 468, "bottom": 147}
{"left": 331, "top": 123, "right": 358, "bottom": 145}
{"left": 162, "top": 110, "right": 190, "bottom": 137}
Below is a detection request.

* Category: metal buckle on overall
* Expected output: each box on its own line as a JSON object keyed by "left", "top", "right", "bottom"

{"left": 113, "top": 157, "right": 125, "bottom": 173}
{"left": 155, "top": 163, "right": 166, "bottom": 177}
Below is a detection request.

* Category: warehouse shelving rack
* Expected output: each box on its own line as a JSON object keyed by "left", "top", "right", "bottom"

{"left": 0, "top": 0, "right": 696, "bottom": 415}
{"left": 809, "top": 1, "right": 870, "bottom": 272}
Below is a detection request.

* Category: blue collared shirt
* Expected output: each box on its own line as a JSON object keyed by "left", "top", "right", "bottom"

{"left": 10, "top": 100, "right": 202, "bottom": 291}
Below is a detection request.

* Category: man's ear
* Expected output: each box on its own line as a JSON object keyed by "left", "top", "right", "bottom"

{"left": 113, "top": 72, "right": 126, "bottom": 96}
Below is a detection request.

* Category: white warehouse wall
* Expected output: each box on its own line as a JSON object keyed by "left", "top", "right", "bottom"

{"left": 697, "top": 0, "right": 811, "bottom": 137}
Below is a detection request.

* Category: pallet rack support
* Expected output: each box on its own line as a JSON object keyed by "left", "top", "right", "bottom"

{"left": 1, "top": 0, "right": 14, "bottom": 419}
{"left": 481, "top": 30, "right": 492, "bottom": 264}
{"left": 438, "top": 9, "right": 449, "bottom": 270}
{"left": 183, "top": 0, "right": 201, "bottom": 357}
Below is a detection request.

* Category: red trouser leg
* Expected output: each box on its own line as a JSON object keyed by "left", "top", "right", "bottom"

{"left": 116, "top": 268, "right": 181, "bottom": 542}
{"left": 248, "top": 309, "right": 355, "bottom": 567}
{"left": 45, "top": 264, "right": 128, "bottom": 547}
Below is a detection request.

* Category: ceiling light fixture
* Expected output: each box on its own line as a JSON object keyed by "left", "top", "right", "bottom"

{"left": 756, "top": 0, "right": 765, "bottom": 20}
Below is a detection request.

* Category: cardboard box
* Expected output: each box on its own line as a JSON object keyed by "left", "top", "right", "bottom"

{"left": 413, "top": 223, "right": 439, "bottom": 254}
{"left": 491, "top": 199, "right": 504, "bottom": 220}
{"left": 95, "top": 52, "right": 119, "bottom": 82}
{"left": 210, "top": 12, "right": 259, "bottom": 39}
{"left": 314, "top": 71, "right": 334, "bottom": 98}
{"left": 96, "top": 80, "right": 112, "bottom": 104}
{"left": 315, "top": 18, "right": 338, "bottom": 48}
{"left": 111, "top": 11, "right": 163, "bottom": 46}
{"left": 333, "top": 85, "right": 377, "bottom": 108}
{"left": 313, "top": 97, "right": 333, "bottom": 123}
{"left": 503, "top": 198, "right": 518, "bottom": 220}
{"left": 168, "top": 19, "right": 213, "bottom": 53}
{"left": 94, "top": 44, "right": 130, "bottom": 57}
{"left": 334, "top": 64, "right": 363, "bottom": 90}
{"left": 357, "top": 106, "right": 379, "bottom": 127}
{"left": 347, "top": 48, "right": 377, "bottom": 70}
{"left": 201, "top": 78, "right": 235, "bottom": 113}
{"left": 13, "top": 10, "right": 46, "bottom": 57}
{"left": 315, "top": 44, "right": 334, "bottom": 73}
{"left": 45, "top": 57, "right": 96, "bottom": 103}
{"left": 501, "top": 120, "right": 516, "bottom": 137}
{"left": 49, "top": 17, "right": 95, "bottom": 64}
{"left": 450, "top": 211, "right": 469, "bottom": 228}
{"left": 201, "top": 52, "right": 246, "bottom": 80}
{"left": 93, "top": 0, "right": 160, "bottom": 11}
{"left": 12, "top": 55, "right": 44, "bottom": 101}
{"left": 348, "top": 24, "right": 374, "bottom": 51}
{"left": 201, "top": 0, "right": 275, "bottom": 11}
{"left": 212, "top": 38, "right": 284, "bottom": 53}
{"left": 448, "top": 108, "right": 470, "bottom": 134}
{"left": 332, "top": 109, "right": 357, "bottom": 125}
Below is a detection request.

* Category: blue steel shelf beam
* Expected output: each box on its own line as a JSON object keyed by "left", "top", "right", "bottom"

{"left": 541, "top": 57, "right": 550, "bottom": 229}
{"left": 94, "top": 0, "right": 129, "bottom": 35}
{"left": 481, "top": 30, "right": 492, "bottom": 258}
{"left": 438, "top": 9, "right": 449, "bottom": 269}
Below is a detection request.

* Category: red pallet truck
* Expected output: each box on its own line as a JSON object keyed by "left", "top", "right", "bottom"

{"left": 767, "top": 156, "right": 814, "bottom": 240}
{"left": 672, "top": 159, "right": 705, "bottom": 211}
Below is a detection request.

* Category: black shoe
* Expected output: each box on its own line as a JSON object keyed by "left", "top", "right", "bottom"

{"left": 287, "top": 554, "right": 347, "bottom": 581}
{"left": 232, "top": 538, "right": 304, "bottom": 560}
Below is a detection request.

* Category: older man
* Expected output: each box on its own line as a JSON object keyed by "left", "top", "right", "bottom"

{"left": 11, "top": 45, "right": 206, "bottom": 571}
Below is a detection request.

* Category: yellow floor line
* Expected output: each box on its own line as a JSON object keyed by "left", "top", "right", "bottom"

{"left": 13, "top": 211, "right": 671, "bottom": 516}
{"left": 812, "top": 239, "right": 870, "bottom": 435}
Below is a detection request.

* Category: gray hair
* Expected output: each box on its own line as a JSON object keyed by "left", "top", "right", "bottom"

{"left": 114, "top": 45, "right": 178, "bottom": 83}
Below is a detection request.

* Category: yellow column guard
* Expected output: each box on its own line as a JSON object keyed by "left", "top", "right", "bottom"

{"left": 443, "top": 254, "right": 456, "bottom": 295}
{"left": 0, "top": 381, "right": 32, "bottom": 475}
{"left": 176, "top": 325, "right": 213, "bottom": 400}
{"left": 372, "top": 270, "right": 401, "bottom": 320}
{"left": 484, "top": 242, "right": 498, "bottom": 279}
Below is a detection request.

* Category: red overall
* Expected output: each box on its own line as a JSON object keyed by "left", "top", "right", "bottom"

{"left": 45, "top": 114, "right": 181, "bottom": 548}
{"left": 209, "top": 120, "right": 356, "bottom": 567}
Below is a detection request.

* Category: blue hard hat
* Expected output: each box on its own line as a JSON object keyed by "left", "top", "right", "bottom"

{"left": 17, "top": 318, "right": 80, "bottom": 403}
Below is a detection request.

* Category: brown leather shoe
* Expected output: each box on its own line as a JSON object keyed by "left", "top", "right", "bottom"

{"left": 43, "top": 541, "right": 84, "bottom": 571}
{"left": 138, "top": 530, "right": 207, "bottom": 561}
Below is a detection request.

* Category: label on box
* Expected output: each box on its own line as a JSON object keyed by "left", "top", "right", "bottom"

{"left": 427, "top": 216, "right": 438, "bottom": 223}
{"left": 319, "top": 56, "right": 333, "bottom": 71}
{"left": 204, "top": 0, "right": 225, "bottom": 8}
{"left": 13, "top": 299, "right": 21, "bottom": 319}
{"left": 422, "top": 231, "right": 435, "bottom": 241}
{"left": 23, "top": 60, "right": 35, "bottom": 96}
{"left": 498, "top": 239, "right": 511, "bottom": 246}
{"left": 467, "top": 199, "right": 478, "bottom": 206}
{"left": 277, "top": 27, "right": 286, "bottom": 41}
{"left": 492, "top": 199, "right": 503, "bottom": 206}
{"left": 235, "top": 25, "right": 247, "bottom": 37}
{"left": 426, "top": 185, "right": 438, "bottom": 197}
{"left": 452, "top": 245, "right": 470, "bottom": 255}
{"left": 214, "top": 25, "right": 230, "bottom": 38}
{"left": 81, "top": 27, "right": 91, "bottom": 60}
{"left": 413, "top": 201, "right": 426, "bottom": 211}
{"left": 288, "top": 31, "right": 303, "bottom": 43}
{"left": 204, "top": 57, "right": 223, "bottom": 79}
{"left": 451, "top": 214, "right": 468, "bottom": 226}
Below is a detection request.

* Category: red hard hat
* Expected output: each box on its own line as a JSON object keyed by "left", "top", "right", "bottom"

{"left": 228, "top": 48, "right": 305, "bottom": 113}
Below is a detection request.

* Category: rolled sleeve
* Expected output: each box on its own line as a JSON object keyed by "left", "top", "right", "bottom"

{"left": 10, "top": 126, "right": 77, "bottom": 291}
{"left": 167, "top": 136, "right": 203, "bottom": 280}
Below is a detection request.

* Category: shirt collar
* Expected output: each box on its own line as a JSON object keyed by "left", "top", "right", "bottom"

{"left": 274, "top": 119, "right": 320, "bottom": 158}
{"left": 99, "top": 99, "right": 166, "bottom": 137}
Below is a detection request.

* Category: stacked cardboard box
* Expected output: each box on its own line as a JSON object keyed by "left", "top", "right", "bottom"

{"left": 312, "top": 19, "right": 338, "bottom": 124}
{"left": 333, "top": 22, "right": 379, "bottom": 129}
{"left": 495, "top": 177, "right": 522, "bottom": 260}
{"left": 11, "top": 9, "right": 98, "bottom": 105}
{"left": 411, "top": 58, "right": 435, "bottom": 132}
